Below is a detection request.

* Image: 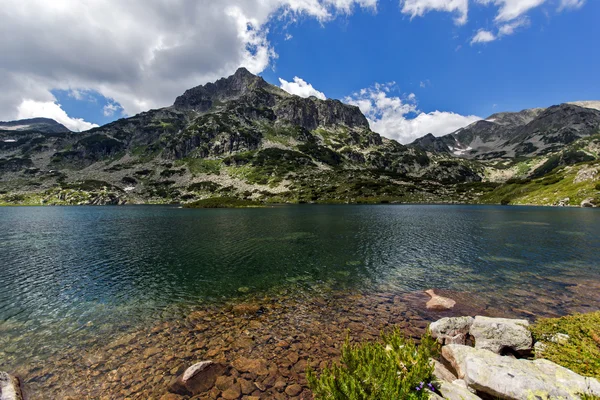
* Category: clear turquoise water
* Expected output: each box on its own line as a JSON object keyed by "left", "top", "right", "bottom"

{"left": 1, "top": 205, "right": 599, "bottom": 366}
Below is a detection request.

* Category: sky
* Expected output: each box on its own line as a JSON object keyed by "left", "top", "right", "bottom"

{"left": 1, "top": 0, "right": 598, "bottom": 143}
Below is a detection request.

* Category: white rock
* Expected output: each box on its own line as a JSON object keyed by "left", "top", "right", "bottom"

{"left": 550, "top": 333, "right": 570, "bottom": 345}
{"left": 442, "top": 344, "right": 600, "bottom": 400}
{"left": 469, "top": 316, "right": 532, "bottom": 354}
{"left": 430, "top": 316, "right": 474, "bottom": 345}
{"left": 439, "top": 381, "right": 482, "bottom": 400}
{"left": 431, "top": 359, "right": 457, "bottom": 383}
{"left": 0, "top": 372, "right": 23, "bottom": 400}
{"left": 581, "top": 198, "right": 597, "bottom": 208}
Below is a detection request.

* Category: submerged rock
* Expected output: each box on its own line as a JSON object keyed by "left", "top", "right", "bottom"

{"left": 442, "top": 344, "right": 600, "bottom": 400}
{"left": 425, "top": 289, "right": 456, "bottom": 311}
{"left": 469, "top": 316, "right": 532, "bottom": 355}
{"left": 430, "top": 316, "right": 474, "bottom": 345}
{"left": 169, "top": 361, "right": 227, "bottom": 396}
{"left": 0, "top": 372, "right": 23, "bottom": 400}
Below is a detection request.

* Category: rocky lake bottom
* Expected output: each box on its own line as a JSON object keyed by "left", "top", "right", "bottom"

{"left": 3, "top": 273, "right": 600, "bottom": 400}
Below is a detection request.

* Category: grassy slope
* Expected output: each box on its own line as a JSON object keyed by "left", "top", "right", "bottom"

{"left": 480, "top": 160, "right": 600, "bottom": 206}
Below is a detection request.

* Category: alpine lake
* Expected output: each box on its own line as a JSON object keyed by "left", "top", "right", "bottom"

{"left": 1, "top": 205, "right": 599, "bottom": 399}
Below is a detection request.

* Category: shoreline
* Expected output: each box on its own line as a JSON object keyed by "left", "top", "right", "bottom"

{"left": 3, "top": 282, "right": 600, "bottom": 399}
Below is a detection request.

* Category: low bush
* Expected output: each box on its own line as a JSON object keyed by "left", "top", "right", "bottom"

{"left": 307, "top": 330, "right": 439, "bottom": 400}
{"left": 530, "top": 311, "right": 600, "bottom": 379}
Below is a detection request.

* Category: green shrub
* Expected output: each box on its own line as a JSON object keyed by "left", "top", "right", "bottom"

{"left": 530, "top": 311, "right": 600, "bottom": 379}
{"left": 501, "top": 196, "right": 511, "bottom": 205}
{"left": 307, "top": 330, "right": 439, "bottom": 400}
{"left": 595, "top": 183, "right": 600, "bottom": 191}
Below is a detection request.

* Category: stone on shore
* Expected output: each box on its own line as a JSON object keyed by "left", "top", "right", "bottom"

{"left": 442, "top": 344, "right": 600, "bottom": 400}
{"left": 425, "top": 289, "right": 456, "bottom": 311}
{"left": 581, "top": 198, "right": 597, "bottom": 207}
{"left": 169, "top": 361, "right": 227, "bottom": 396}
{"left": 469, "top": 316, "right": 532, "bottom": 355}
{"left": 438, "top": 381, "right": 482, "bottom": 400}
{"left": 0, "top": 372, "right": 23, "bottom": 400}
{"left": 430, "top": 316, "right": 474, "bottom": 345}
{"left": 431, "top": 359, "right": 457, "bottom": 383}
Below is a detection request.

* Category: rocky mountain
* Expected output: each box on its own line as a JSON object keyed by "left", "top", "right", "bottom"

{"left": 411, "top": 103, "right": 600, "bottom": 160}
{"left": 0, "top": 68, "right": 482, "bottom": 206}
{"left": 0, "top": 117, "right": 70, "bottom": 133}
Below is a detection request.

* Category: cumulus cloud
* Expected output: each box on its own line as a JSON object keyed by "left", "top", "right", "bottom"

{"left": 279, "top": 77, "right": 327, "bottom": 100}
{"left": 470, "top": 29, "right": 497, "bottom": 44}
{"left": 0, "top": 0, "right": 377, "bottom": 123}
{"left": 401, "top": 0, "right": 469, "bottom": 25}
{"left": 16, "top": 100, "right": 98, "bottom": 132}
{"left": 346, "top": 84, "right": 480, "bottom": 143}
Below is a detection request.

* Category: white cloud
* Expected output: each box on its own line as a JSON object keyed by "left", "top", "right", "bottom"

{"left": 471, "top": 29, "right": 497, "bottom": 44}
{"left": 498, "top": 17, "right": 529, "bottom": 36}
{"left": 401, "top": 0, "right": 469, "bottom": 25}
{"left": 476, "top": 0, "right": 546, "bottom": 22}
{"left": 558, "top": 0, "right": 585, "bottom": 11}
{"left": 346, "top": 84, "right": 480, "bottom": 143}
{"left": 0, "top": 0, "right": 377, "bottom": 123}
{"left": 16, "top": 100, "right": 98, "bottom": 132}
{"left": 279, "top": 77, "right": 327, "bottom": 100}
{"left": 103, "top": 102, "right": 123, "bottom": 117}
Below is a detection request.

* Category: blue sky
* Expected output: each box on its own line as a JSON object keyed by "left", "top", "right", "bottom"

{"left": 2, "top": 0, "right": 597, "bottom": 142}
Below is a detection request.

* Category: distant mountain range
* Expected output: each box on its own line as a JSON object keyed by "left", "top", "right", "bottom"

{"left": 1, "top": 69, "right": 599, "bottom": 207}
{"left": 410, "top": 102, "right": 600, "bottom": 160}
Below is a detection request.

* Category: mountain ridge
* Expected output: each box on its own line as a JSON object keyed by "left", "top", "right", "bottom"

{"left": 410, "top": 102, "right": 600, "bottom": 159}
{"left": 1, "top": 69, "right": 599, "bottom": 207}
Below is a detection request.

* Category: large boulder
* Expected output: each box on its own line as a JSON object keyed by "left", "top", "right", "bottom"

{"left": 469, "top": 316, "right": 532, "bottom": 355}
{"left": 442, "top": 344, "right": 600, "bottom": 400}
{"left": 430, "top": 316, "right": 474, "bottom": 345}
{"left": 169, "top": 361, "right": 227, "bottom": 396}
{"left": 0, "top": 372, "right": 23, "bottom": 400}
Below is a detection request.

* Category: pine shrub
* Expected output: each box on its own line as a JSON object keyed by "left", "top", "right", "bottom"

{"left": 307, "top": 330, "right": 439, "bottom": 400}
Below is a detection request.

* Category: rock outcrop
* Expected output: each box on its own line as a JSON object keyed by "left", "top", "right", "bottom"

{"left": 469, "top": 316, "right": 532, "bottom": 355}
{"left": 442, "top": 344, "right": 600, "bottom": 400}
{"left": 431, "top": 315, "right": 600, "bottom": 400}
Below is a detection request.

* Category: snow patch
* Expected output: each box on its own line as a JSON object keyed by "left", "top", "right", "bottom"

{"left": 453, "top": 146, "right": 472, "bottom": 156}
{"left": 124, "top": 186, "right": 136, "bottom": 192}
{"left": 3, "top": 139, "right": 17, "bottom": 142}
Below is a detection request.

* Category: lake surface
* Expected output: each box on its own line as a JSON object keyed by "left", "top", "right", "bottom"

{"left": 1, "top": 205, "right": 600, "bottom": 372}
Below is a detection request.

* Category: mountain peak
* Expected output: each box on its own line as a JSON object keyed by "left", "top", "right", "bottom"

{"left": 233, "top": 66, "right": 253, "bottom": 77}
{"left": 173, "top": 66, "right": 268, "bottom": 111}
